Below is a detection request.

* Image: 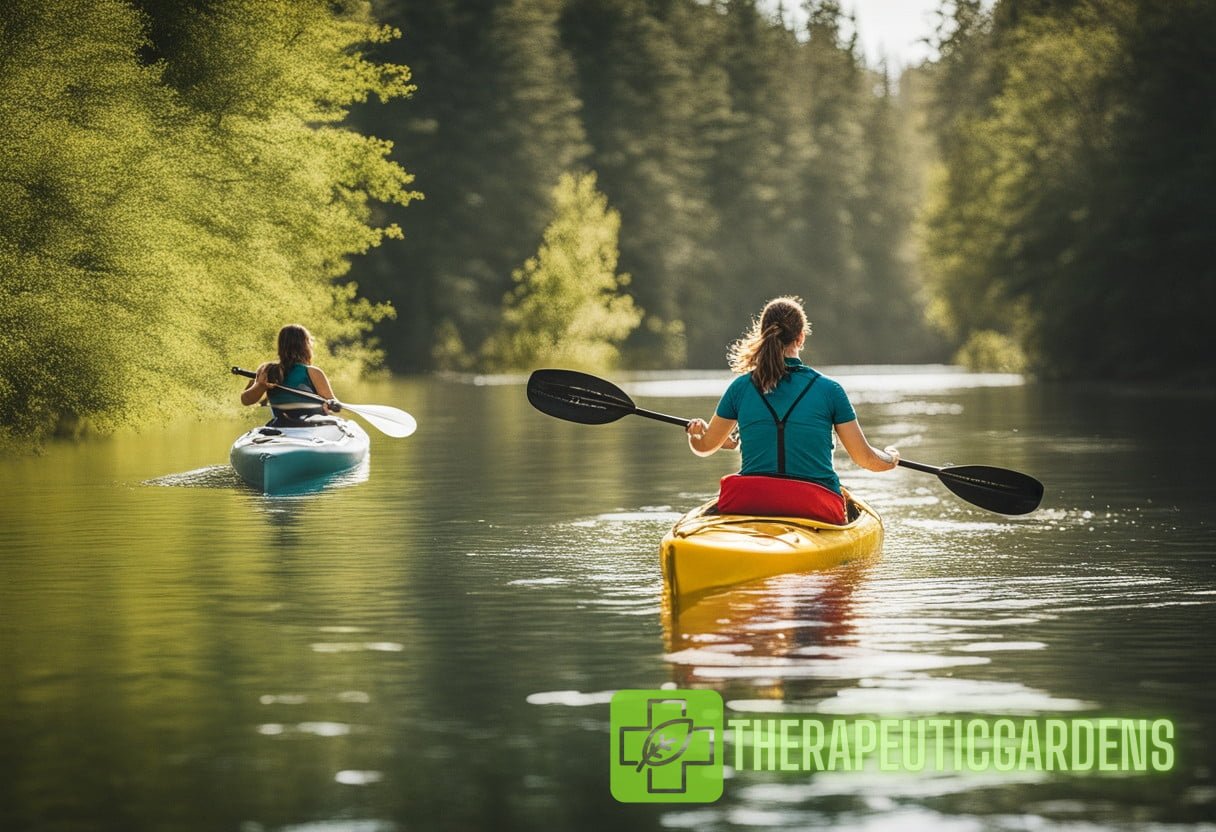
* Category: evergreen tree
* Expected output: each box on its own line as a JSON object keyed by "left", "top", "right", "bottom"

{"left": 786, "top": 0, "right": 867, "bottom": 356}
{"left": 923, "top": 0, "right": 1215, "bottom": 378}
{"left": 686, "top": 0, "right": 807, "bottom": 363}
{"left": 850, "top": 66, "right": 940, "bottom": 362}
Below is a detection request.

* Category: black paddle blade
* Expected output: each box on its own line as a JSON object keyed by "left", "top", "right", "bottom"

{"left": 526, "top": 369, "right": 637, "bottom": 425}
{"left": 938, "top": 464, "right": 1045, "bottom": 515}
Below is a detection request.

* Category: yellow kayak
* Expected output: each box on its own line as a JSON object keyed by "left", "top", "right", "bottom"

{"left": 659, "top": 490, "right": 883, "bottom": 598}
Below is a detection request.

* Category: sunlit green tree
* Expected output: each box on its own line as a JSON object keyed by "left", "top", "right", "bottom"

{"left": 559, "top": 0, "right": 722, "bottom": 367}
{"left": 484, "top": 172, "right": 642, "bottom": 371}
{"left": 0, "top": 0, "right": 416, "bottom": 444}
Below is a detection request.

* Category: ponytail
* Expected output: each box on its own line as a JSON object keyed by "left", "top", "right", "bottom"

{"left": 727, "top": 297, "right": 809, "bottom": 393}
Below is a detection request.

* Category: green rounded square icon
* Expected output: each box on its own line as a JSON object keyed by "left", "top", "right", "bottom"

{"left": 610, "top": 689, "right": 724, "bottom": 803}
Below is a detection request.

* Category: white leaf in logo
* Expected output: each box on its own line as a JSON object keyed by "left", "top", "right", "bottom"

{"left": 636, "top": 718, "right": 695, "bottom": 772}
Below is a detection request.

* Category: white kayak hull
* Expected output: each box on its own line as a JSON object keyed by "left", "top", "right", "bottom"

{"left": 230, "top": 418, "right": 370, "bottom": 493}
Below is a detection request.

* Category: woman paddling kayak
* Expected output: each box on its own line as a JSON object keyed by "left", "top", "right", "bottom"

{"left": 239, "top": 324, "right": 340, "bottom": 425}
{"left": 684, "top": 296, "right": 899, "bottom": 524}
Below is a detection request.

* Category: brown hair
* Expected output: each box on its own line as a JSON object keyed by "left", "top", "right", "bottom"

{"left": 268, "top": 324, "right": 313, "bottom": 384}
{"left": 727, "top": 297, "right": 809, "bottom": 393}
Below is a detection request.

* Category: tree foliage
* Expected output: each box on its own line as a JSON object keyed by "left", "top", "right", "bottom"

{"left": 483, "top": 172, "right": 641, "bottom": 371}
{"left": 356, "top": 0, "right": 588, "bottom": 371}
{"left": 923, "top": 0, "right": 1216, "bottom": 378}
{"left": 355, "top": 0, "right": 942, "bottom": 370}
{"left": 0, "top": 0, "right": 417, "bottom": 444}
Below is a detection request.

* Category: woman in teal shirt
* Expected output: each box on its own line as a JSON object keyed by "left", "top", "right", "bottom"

{"left": 685, "top": 297, "right": 899, "bottom": 515}
{"left": 239, "top": 324, "right": 339, "bottom": 424}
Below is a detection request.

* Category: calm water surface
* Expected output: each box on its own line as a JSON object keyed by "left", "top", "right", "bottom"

{"left": 1, "top": 367, "right": 1214, "bottom": 831}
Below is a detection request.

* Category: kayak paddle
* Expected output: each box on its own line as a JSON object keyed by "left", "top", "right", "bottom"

{"left": 526, "top": 368, "right": 690, "bottom": 428}
{"left": 231, "top": 367, "right": 417, "bottom": 438}
{"left": 896, "top": 459, "right": 1043, "bottom": 516}
{"left": 526, "top": 368, "right": 1043, "bottom": 516}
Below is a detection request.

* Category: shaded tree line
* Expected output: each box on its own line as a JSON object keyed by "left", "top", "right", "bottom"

{"left": 355, "top": 0, "right": 942, "bottom": 371}
{"left": 920, "top": 0, "right": 1216, "bottom": 379}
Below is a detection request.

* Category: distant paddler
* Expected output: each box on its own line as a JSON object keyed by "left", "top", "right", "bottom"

{"left": 239, "top": 324, "right": 341, "bottom": 427}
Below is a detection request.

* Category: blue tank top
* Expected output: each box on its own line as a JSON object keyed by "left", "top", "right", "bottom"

{"left": 267, "top": 363, "right": 320, "bottom": 415}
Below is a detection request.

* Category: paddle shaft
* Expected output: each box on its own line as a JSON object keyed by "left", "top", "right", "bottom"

{"left": 632, "top": 402, "right": 1036, "bottom": 510}
{"left": 232, "top": 367, "right": 332, "bottom": 407}
{"left": 897, "top": 459, "right": 941, "bottom": 475}
{"left": 526, "top": 368, "right": 1039, "bottom": 514}
{"left": 634, "top": 407, "right": 691, "bottom": 428}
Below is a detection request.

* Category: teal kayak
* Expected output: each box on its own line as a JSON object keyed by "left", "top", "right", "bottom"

{"left": 230, "top": 417, "right": 370, "bottom": 493}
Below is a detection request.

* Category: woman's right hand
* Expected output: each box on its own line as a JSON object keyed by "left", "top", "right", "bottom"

{"left": 686, "top": 418, "right": 708, "bottom": 440}
{"left": 883, "top": 445, "right": 901, "bottom": 470}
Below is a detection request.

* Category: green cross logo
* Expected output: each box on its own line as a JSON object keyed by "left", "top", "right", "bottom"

{"left": 610, "top": 689, "right": 723, "bottom": 803}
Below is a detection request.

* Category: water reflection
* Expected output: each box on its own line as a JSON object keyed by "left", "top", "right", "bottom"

{"left": 659, "top": 566, "right": 1093, "bottom": 716}
{"left": 662, "top": 567, "right": 869, "bottom": 698}
{"left": 2, "top": 368, "right": 1214, "bottom": 831}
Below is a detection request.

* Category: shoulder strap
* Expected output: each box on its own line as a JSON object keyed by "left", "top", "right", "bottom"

{"left": 751, "top": 371, "right": 819, "bottom": 474}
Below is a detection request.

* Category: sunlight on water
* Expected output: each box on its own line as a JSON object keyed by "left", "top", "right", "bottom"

{"left": 624, "top": 366, "right": 1024, "bottom": 399}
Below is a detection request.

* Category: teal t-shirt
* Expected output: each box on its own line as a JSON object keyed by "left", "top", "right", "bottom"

{"left": 267, "top": 363, "right": 319, "bottom": 413}
{"left": 715, "top": 358, "right": 857, "bottom": 493}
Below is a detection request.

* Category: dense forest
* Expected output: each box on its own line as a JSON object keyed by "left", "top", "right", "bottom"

{"left": 1, "top": 0, "right": 1212, "bottom": 443}
{"left": 355, "top": 0, "right": 941, "bottom": 371}
{"left": 920, "top": 0, "right": 1215, "bottom": 379}
{"left": 353, "top": 0, "right": 1215, "bottom": 378}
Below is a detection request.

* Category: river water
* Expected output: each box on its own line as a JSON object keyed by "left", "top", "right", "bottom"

{"left": 1, "top": 367, "right": 1213, "bottom": 831}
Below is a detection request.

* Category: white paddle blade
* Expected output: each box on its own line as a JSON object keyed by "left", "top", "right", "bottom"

{"left": 344, "top": 403, "right": 417, "bottom": 438}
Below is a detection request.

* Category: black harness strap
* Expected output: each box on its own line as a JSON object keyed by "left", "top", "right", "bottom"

{"left": 752, "top": 371, "right": 819, "bottom": 474}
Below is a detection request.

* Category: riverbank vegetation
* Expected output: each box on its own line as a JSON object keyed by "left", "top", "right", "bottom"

{"left": 479, "top": 172, "right": 642, "bottom": 372}
{"left": 356, "top": 0, "right": 1212, "bottom": 380}
{"left": 0, "top": 0, "right": 417, "bottom": 444}
{"left": 920, "top": 0, "right": 1214, "bottom": 380}
{"left": 357, "top": 0, "right": 940, "bottom": 371}
{"left": 2, "top": 0, "right": 1211, "bottom": 445}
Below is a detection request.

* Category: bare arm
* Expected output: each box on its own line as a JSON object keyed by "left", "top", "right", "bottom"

{"left": 305, "top": 366, "right": 340, "bottom": 414}
{"left": 834, "top": 419, "right": 900, "bottom": 472}
{"left": 240, "top": 362, "right": 272, "bottom": 406}
{"left": 686, "top": 414, "right": 739, "bottom": 457}
{"left": 306, "top": 366, "right": 336, "bottom": 400}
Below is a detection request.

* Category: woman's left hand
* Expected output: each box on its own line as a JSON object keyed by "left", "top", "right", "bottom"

{"left": 722, "top": 429, "right": 741, "bottom": 450}
{"left": 686, "top": 418, "right": 708, "bottom": 440}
